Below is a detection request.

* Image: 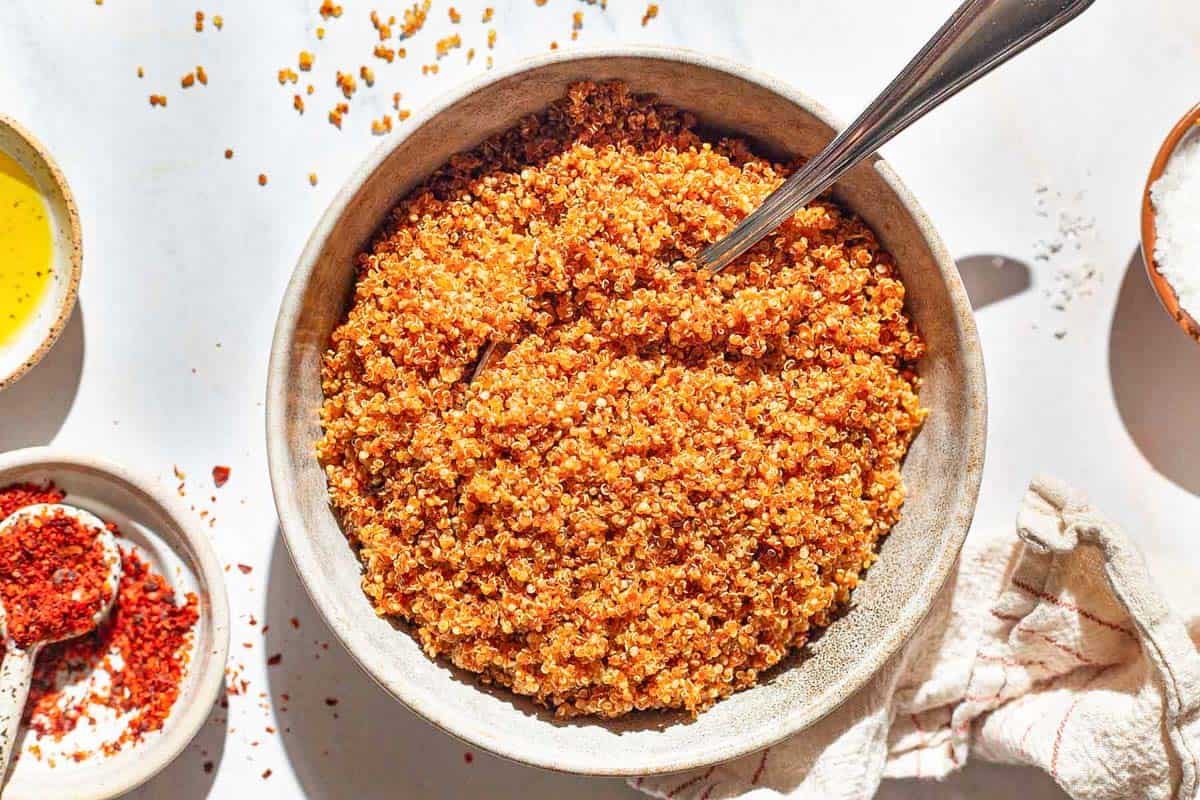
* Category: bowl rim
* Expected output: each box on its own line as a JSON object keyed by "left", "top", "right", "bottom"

{"left": 1140, "top": 102, "right": 1200, "bottom": 343}
{"left": 266, "top": 44, "right": 986, "bottom": 776}
{"left": 0, "top": 446, "right": 231, "bottom": 799}
{"left": 0, "top": 115, "right": 83, "bottom": 391}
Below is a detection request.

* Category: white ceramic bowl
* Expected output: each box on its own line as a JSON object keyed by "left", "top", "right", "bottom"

{"left": 0, "top": 448, "right": 230, "bottom": 799}
{"left": 267, "top": 47, "right": 986, "bottom": 776}
{"left": 0, "top": 117, "right": 81, "bottom": 391}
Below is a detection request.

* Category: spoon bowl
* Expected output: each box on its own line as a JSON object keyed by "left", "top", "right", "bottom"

{"left": 0, "top": 503, "right": 123, "bottom": 781}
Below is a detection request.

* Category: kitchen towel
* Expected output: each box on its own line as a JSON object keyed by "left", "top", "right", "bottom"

{"left": 632, "top": 476, "right": 1200, "bottom": 800}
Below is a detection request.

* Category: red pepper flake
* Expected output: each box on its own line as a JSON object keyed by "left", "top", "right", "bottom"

{"left": 0, "top": 507, "right": 114, "bottom": 649}
{"left": 266, "top": 725, "right": 276, "bottom": 734}
{"left": 324, "top": 697, "right": 338, "bottom": 707}
{"left": 464, "top": 751, "right": 474, "bottom": 763}
{"left": 290, "top": 617, "right": 300, "bottom": 629}
{"left": 203, "top": 761, "right": 214, "bottom": 773}
{"left": 0, "top": 483, "right": 202, "bottom": 759}
{"left": 258, "top": 174, "right": 268, "bottom": 187}
{"left": 224, "top": 148, "right": 234, "bottom": 159}
{"left": 267, "top": 653, "right": 282, "bottom": 666}
{"left": 237, "top": 563, "right": 253, "bottom": 574}
{"left": 262, "top": 768, "right": 273, "bottom": 779}
{"left": 212, "top": 465, "right": 231, "bottom": 487}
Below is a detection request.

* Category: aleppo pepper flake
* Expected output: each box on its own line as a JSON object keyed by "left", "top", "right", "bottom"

{"left": 0, "top": 508, "right": 113, "bottom": 649}
{"left": 0, "top": 484, "right": 199, "bottom": 759}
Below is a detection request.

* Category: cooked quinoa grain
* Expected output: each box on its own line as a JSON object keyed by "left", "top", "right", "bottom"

{"left": 317, "top": 82, "right": 926, "bottom": 718}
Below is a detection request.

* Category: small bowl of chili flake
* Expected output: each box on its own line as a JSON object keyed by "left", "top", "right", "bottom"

{"left": 0, "top": 447, "right": 230, "bottom": 800}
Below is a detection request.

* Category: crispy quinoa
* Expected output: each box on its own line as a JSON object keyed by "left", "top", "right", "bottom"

{"left": 317, "top": 81, "right": 927, "bottom": 717}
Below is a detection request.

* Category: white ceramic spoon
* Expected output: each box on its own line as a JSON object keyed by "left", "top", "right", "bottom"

{"left": 0, "top": 504, "right": 122, "bottom": 782}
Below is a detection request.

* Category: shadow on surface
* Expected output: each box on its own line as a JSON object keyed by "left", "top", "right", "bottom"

{"left": 878, "top": 762, "right": 1068, "bottom": 800}
{"left": 1109, "top": 248, "right": 1200, "bottom": 496}
{"left": 0, "top": 304, "right": 85, "bottom": 450}
{"left": 125, "top": 696, "right": 227, "bottom": 799}
{"left": 261, "top": 531, "right": 629, "bottom": 800}
{"left": 955, "top": 254, "right": 1032, "bottom": 311}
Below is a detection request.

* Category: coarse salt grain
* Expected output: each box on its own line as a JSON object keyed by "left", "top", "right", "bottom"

{"left": 1150, "top": 128, "right": 1200, "bottom": 319}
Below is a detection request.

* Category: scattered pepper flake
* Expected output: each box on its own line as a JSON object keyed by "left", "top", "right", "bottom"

{"left": 237, "top": 563, "right": 253, "bottom": 574}
{"left": 262, "top": 769, "right": 273, "bottom": 779}
{"left": 324, "top": 698, "right": 339, "bottom": 707}
{"left": 224, "top": 148, "right": 233, "bottom": 159}
{"left": 203, "top": 761, "right": 214, "bottom": 773}
{"left": 258, "top": 174, "right": 268, "bottom": 186}
{"left": 267, "top": 653, "right": 282, "bottom": 666}
{"left": 464, "top": 752, "right": 474, "bottom": 763}
{"left": 290, "top": 617, "right": 300, "bottom": 629}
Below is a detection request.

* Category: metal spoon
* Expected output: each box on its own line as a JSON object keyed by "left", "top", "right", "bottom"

{"left": 0, "top": 504, "right": 122, "bottom": 778}
{"left": 469, "top": 0, "right": 1095, "bottom": 381}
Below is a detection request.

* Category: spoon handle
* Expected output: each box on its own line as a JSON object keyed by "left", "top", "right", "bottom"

{"left": 696, "top": 0, "right": 1095, "bottom": 273}
{"left": 0, "top": 645, "right": 35, "bottom": 780}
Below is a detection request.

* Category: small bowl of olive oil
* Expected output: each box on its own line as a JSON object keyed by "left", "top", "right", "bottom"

{"left": 0, "top": 116, "right": 81, "bottom": 391}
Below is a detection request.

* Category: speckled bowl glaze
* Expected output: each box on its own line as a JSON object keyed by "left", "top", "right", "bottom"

{"left": 0, "top": 116, "right": 82, "bottom": 391}
{"left": 0, "top": 448, "right": 230, "bottom": 799}
{"left": 266, "top": 47, "right": 986, "bottom": 776}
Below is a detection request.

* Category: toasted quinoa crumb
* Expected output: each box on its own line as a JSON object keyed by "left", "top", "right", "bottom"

{"left": 397, "top": 108, "right": 411, "bottom": 121}
{"left": 467, "top": 47, "right": 475, "bottom": 63}
{"left": 370, "top": 114, "right": 393, "bottom": 135}
{"left": 401, "top": 0, "right": 432, "bottom": 37}
{"left": 181, "top": 72, "right": 196, "bottom": 88}
{"left": 307, "top": 84, "right": 315, "bottom": 95}
{"left": 482, "top": 7, "right": 494, "bottom": 22}
{"left": 572, "top": 10, "right": 583, "bottom": 29}
{"left": 137, "top": 66, "right": 144, "bottom": 78}
{"left": 299, "top": 51, "right": 315, "bottom": 71}
{"left": 486, "top": 55, "right": 493, "bottom": 69}
{"left": 309, "top": 173, "right": 319, "bottom": 186}
{"left": 213, "top": 14, "right": 223, "bottom": 29}
{"left": 360, "top": 65, "right": 375, "bottom": 86}
{"left": 436, "top": 33, "right": 461, "bottom": 58}
{"left": 294, "top": 94, "right": 305, "bottom": 114}
{"left": 194, "top": 10, "right": 204, "bottom": 31}
{"left": 196, "top": 65, "right": 208, "bottom": 85}
{"left": 149, "top": 94, "right": 167, "bottom": 107}
{"left": 335, "top": 71, "right": 357, "bottom": 98}
{"left": 448, "top": 6, "right": 461, "bottom": 23}
{"left": 487, "top": 28, "right": 496, "bottom": 48}
{"left": 374, "top": 45, "right": 396, "bottom": 62}
{"left": 257, "top": 173, "right": 267, "bottom": 186}
{"left": 319, "top": 0, "right": 342, "bottom": 19}
{"left": 549, "top": 40, "right": 558, "bottom": 50}
{"left": 317, "top": 82, "right": 927, "bottom": 718}
{"left": 317, "top": 27, "right": 326, "bottom": 39}
{"left": 642, "top": 3, "right": 659, "bottom": 25}
{"left": 328, "top": 102, "right": 349, "bottom": 128}
{"left": 278, "top": 68, "right": 299, "bottom": 85}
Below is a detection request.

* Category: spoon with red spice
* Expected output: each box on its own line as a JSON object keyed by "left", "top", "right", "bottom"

{"left": 0, "top": 503, "right": 122, "bottom": 779}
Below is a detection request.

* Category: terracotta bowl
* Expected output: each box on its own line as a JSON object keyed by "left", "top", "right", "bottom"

{"left": 1141, "top": 103, "right": 1200, "bottom": 343}
{"left": 266, "top": 47, "right": 986, "bottom": 776}
{"left": 0, "top": 116, "right": 82, "bottom": 391}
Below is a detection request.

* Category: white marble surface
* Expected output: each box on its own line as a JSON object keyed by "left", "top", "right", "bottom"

{"left": 1, "top": 1, "right": 1198, "bottom": 798}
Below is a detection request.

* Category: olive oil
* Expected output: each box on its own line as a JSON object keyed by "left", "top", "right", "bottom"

{"left": 0, "top": 149, "right": 52, "bottom": 346}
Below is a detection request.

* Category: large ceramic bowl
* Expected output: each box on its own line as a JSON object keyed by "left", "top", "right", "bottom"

{"left": 267, "top": 47, "right": 986, "bottom": 776}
